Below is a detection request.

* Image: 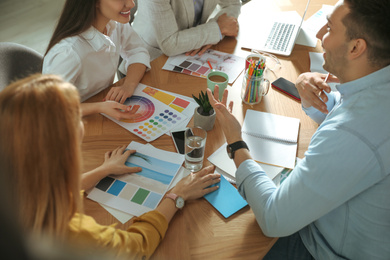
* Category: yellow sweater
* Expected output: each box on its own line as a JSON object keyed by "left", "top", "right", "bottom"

{"left": 68, "top": 211, "right": 168, "bottom": 260}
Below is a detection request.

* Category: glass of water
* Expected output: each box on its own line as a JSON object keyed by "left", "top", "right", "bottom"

{"left": 184, "top": 126, "right": 207, "bottom": 172}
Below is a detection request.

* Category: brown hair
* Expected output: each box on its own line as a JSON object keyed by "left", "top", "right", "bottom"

{"left": 0, "top": 74, "right": 82, "bottom": 239}
{"left": 343, "top": 0, "right": 390, "bottom": 67}
{"left": 45, "top": 0, "right": 98, "bottom": 56}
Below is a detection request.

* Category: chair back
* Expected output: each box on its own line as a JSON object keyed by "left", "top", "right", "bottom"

{"left": 0, "top": 42, "right": 43, "bottom": 90}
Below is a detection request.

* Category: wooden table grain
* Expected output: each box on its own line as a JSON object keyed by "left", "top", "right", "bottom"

{"left": 81, "top": 0, "right": 338, "bottom": 259}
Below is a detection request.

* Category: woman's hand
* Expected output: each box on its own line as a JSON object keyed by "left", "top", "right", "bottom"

{"left": 171, "top": 165, "right": 221, "bottom": 201}
{"left": 99, "top": 146, "right": 142, "bottom": 176}
{"left": 100, "top": 101, "right": 141, "bottom": 120}
{"left": 81, "top": 146, "right": 141, "bottom": 191}
{"left": 217, "top": 13, "right": 239, "bottom": 37}
{"left": 186, "top": 44, "right": 213, "bottom": 56}
{"left": 105, "top": 77, "right": 136, "bottom": 104}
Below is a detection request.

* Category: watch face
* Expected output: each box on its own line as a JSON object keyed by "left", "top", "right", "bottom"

{"left": 226, "top": 145, "right": 233, "bottom": 159}
{"left": 176, "top": 197, "right": 185, "bottom": 209}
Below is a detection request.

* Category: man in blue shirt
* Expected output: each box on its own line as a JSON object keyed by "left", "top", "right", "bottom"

{"left": 207, "top": 0, "right": 390, "bottom": 259}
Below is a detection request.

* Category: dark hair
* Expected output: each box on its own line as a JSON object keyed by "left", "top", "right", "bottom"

{"left": 343, "top": 0, "right": 390, "bottom": 67}
{"left": 45, "top": 0, "right": 98, "bottom": 56}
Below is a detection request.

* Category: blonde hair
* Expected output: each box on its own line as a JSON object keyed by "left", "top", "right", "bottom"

{"left": 0, "top": 74, "right": 82, "bottom": 239}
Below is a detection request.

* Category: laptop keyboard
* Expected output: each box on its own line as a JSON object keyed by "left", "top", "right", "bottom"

{"left": 265, "top": 22, "right": 295, "bottom": 52}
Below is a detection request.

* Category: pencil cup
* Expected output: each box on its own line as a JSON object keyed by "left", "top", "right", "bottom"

{"left": 245, "top": 53, "right": 266, "bottom": 71}
{"left": 241, "top": 69, "right": 270, "bottom": 105}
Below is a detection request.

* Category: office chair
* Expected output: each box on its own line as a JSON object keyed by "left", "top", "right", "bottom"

{"left": 0, "top": 42, "right": 43, "bottom": 90}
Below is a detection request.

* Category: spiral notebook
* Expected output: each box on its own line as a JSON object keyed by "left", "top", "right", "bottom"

{"left": 242, "top": 110, "right": 300, "bottom": 169}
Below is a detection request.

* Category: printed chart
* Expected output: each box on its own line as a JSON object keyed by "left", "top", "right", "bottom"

{"left": 162, "top": 49, "right": 246, "bottom": 84}
{"left": 103, "top": 84, "right": 191, "bottom": 142}
{"left": 87, "top": 142, "right": 184, "bottom": 216}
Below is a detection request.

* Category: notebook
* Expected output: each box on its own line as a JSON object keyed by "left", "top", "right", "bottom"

{"left": 241, "top": 0, "right": 311, "bottom": 56}
{"left": 242, "top": 110, "right": 300, "bottom": 169}
{"left": 207, "top": 143, "right": 284, "bottom": 183}
{"left": 203, "top": 170, "right": 248, "bottom": 218}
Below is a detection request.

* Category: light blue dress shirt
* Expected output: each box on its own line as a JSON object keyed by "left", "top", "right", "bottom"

{"left": 236, "top": 65, "right": 390, "bottom": 259}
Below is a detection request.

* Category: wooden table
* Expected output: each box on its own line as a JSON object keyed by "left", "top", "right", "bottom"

{"left": 82, "top": 0, "right": 337, "bottom": 259}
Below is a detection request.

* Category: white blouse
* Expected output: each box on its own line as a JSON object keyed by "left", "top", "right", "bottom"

{"left": 43, "top": 21, "right": 150, "bottom": 102}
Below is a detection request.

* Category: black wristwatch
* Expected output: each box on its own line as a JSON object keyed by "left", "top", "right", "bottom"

{"left": 226, "top": 141, "right": 249, "bottom": 159}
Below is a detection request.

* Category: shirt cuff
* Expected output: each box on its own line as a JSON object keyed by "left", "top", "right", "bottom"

{"left": 218, "top": 26, "right": 223, "bottom": 40}
{"left": 236, "top": 159, "right": 265, "bottom": 185}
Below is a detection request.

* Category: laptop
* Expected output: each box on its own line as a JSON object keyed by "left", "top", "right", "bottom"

{"left": 241, "top": 0, "right": 311, "bottom": 56}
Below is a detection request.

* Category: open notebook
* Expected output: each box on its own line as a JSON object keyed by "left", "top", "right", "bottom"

{"left": 242, "top": 110, "right": 300, "bottom": 169}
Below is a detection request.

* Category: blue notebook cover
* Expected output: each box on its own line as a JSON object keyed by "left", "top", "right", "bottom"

{"left": 204, "top": 175, "right": 248, "bottom": 218}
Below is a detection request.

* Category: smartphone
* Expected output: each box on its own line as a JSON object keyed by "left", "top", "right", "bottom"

{"left": 171, "top": 130, "right": 186, "bottom": 154}
{"left": 272, "top": 77, "right": 301, "bottom": 101}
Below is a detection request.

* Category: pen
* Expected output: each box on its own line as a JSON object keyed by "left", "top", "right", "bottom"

{"left": 318, "top": 72, "right": 330, "bottom": 97}
{"left": 324, "top": 72, "right": 330, "bottom": 83}
{"left": 207, "top": 61, "right": 213, "bottom": 70}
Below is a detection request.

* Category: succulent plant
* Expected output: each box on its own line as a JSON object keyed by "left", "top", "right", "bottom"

{"left": 192, "top": 90, "right": 214, "bottom": 116}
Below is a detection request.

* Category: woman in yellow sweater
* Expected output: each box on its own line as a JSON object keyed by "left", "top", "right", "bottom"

{"left": 0, "top": 74, "right": 220, "bottom": 259}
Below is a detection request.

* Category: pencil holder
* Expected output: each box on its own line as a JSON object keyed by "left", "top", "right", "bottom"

{"left": 241, "top": 69, "right": 270, "bottom": 105}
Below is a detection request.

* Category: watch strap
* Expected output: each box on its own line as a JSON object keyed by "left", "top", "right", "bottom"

{"left": 228, "top": 140, "right": 249, "bottom": 159}
{"left": 165, "top": 193, "right": 178, "bottom": 201}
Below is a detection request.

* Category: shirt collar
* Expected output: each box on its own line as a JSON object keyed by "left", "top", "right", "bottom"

{"left": 80, "top": 21, "right": 117, "bottom": 51}
{"left": 336, "top": 64, "right": 390, "bottom": 98}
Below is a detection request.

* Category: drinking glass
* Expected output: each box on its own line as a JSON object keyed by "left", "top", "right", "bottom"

{"left": 184, "top": 127, "right": 207, "bottom": 172}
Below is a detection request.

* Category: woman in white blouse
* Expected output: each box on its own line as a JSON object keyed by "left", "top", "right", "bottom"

{"left": 43, "top": 0, "right": 149, "bottom": 120}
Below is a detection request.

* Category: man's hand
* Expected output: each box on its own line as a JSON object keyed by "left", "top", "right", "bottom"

{"left": 207, "top": 86, "right": 242, "bottom": 144}
{"left": 295, "top": 72, "right": 339, "bottom": 114}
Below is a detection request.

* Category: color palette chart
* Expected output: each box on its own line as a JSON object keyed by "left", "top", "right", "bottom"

{"left": 162, "top": 49, "right": 246, "bottom": 84}
{"left": 103, "top": 84, "right": 189, "bottom": 142}
{"left": 172, "top": 60, "right": 210, "bottom": 78}
{"left": 87, "top": 142, "right": 184, "bottom": 217}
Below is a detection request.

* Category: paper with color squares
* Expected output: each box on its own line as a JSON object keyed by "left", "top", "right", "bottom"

{"left": 103, "top": 83, "right": 197, "bottom": 142}
{"left": 162, "top": 49, "right": 245, "bottom": 84}
{"left": 204, "top": 168, "right": 248, "bottom": 218}
{"left": 87, "top": 141, "right": 184, "bottom": 217}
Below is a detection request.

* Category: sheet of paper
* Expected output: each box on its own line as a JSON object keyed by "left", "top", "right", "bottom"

{"left": 103, "top": 83, "right": 196, "bottom": 142}
{"left": 163, "top": 49, "right": 245, "bottom": 84}
{"left": 203, "top": 170, "right": 248, "bottom": 218}
{"left": 296, "top": 5, "right": 335, "bottom": 47}
{"left": 160, "top": 91, "right": 197, "bottom": 135}
{"left": 100, "top": 165, "right": 191, "bottom": 224}
{"left": 87, "top": 141, "right": 184, "bottom": 217}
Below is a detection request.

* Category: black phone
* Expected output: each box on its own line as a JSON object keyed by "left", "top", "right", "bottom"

{"left": 171, "top": 130, "right": 186, "bottom": 154}
{"left": 272, "top": 77, "right": 301, "bottom": 101}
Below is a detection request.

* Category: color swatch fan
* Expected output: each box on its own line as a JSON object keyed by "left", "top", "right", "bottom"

{"left": 103, "top": 84, "right": 189, "bottom": 142}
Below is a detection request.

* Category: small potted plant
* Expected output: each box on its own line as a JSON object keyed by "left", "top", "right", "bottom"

{"left": 192, "top": 90, "right": 216, "bottom": 131}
